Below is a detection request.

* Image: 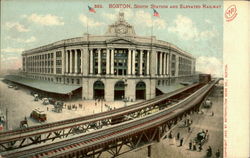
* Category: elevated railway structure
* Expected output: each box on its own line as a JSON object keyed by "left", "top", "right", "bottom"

{"left": 1, "top": 79, "right": 219, "bottom": 157}
{"left": 0, "top": 83, "right": 202, "bottom": 152}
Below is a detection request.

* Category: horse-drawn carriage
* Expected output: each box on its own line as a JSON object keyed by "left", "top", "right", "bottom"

{"left": 194, "top": 131, "right": 208, "bottom": 145}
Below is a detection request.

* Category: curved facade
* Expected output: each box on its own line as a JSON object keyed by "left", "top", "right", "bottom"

{"left": 22, "top": 12, "right": 196, "bottom": 101}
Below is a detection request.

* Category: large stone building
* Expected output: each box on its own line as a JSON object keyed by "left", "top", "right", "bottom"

{"left": 21, "top": 12, "right": 196, "bottom": 101}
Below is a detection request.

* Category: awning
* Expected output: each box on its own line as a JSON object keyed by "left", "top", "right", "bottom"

{"left": 156, "top": 84, "right": 186, "bottom": 94}
{"left": 4, "top": 75, "right": 81, "bottom": 94}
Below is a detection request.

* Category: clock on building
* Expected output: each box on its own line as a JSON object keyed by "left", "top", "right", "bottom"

{"left": 116, "top": 25, "right": 127, "bottom": 34}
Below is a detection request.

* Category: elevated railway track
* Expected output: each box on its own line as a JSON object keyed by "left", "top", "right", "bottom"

{"left": 1, "top": 79, "right": 219, "bottom": 157}
{"left": 0, "top": 83, "right": 203, "bottom": 152}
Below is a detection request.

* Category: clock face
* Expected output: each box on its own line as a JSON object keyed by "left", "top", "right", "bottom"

{"left": 116, "top": 25, "right": 127, "bottom": 34}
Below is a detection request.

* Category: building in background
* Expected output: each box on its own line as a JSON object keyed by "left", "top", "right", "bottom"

{"left": 21, "top": 12, "right": 196, "bottom": 101}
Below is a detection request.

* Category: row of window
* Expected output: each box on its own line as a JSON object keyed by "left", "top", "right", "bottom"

{"left": 28, "top": 75, "right": 81, "bottom": 85}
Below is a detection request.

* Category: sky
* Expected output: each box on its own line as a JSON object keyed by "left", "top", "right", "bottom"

{"left": 0, "top": 0, "right": 223, "bottom": 77}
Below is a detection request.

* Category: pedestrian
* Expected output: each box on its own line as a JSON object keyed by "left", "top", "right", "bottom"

{"left": 189, "top": 141, "right": 192, "bottom": 150}
{"left": 190, "top": 119, "right": 193, "bottom": 125}
{"left": 215, "top": 149, "right": 220, "bottom": 158}
{"left": 177, "top": 132, "right": 180, "bottom": 140}
{"left": 188, "top": 126, "right": 191, "bottom": 133}
{"left": 193, "top": 142, "right": 196, "bottom": 151}
{"left": 179, "top": 138, "right": 183, "bottom": 147}
{"left": 169, "top": 131, "right": 173, "bottom": 139}
{"left": 198, "top": 143, "right": 202, "bottom": 152}
{"left": 186, "top": 119, "right": 189, "bottom": 126}
{"left": 211, "top": 111, "right": 214, "bottom": 116}
{"left": 206, "top": 146, "right": 212, "bottom": 157}
{"left": 47, "top": 107, "right": 49, "bottom": 111}
{"left": 95, "top": 102, "right": 97, "bottom": 106}
{"left": 206, "top": 133, "right": 210, "bottom": 141}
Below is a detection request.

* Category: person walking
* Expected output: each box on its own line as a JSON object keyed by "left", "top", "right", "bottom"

{"left": 206, "top": 146, "right": 212, "bottom": 157}
{"left": 211, "top": 111, "right": 214, "bottom": 116}
{"left": 177, "top": 132, "right": 180, "bottom": 140}
{"left": 193, "top": 142, "right": 197, "bottom": 151}
{"left": 215, "top": 149, "right": 220, "bottom": 158}
{"left": 179, "top": 138, "right": 184, "bottom": 147}
{"left": 169, "top": 131, "right": 173, "bottom": 139}
{"left": 198, "top": 143, "right": 202, "bottom": 152}
{"left": 189, "top": 141, "right": 192, "bottom": 150}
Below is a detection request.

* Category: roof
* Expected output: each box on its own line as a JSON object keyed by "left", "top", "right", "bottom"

{"left": 4, "top": 75, "right": 81, "bottom": 94}
{"left": 156, "top": 84, "right": 186, "bottom": 94}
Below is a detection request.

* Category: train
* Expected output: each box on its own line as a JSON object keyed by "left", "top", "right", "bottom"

{"left": 199, "top": 74, "right": 212, "bottom": 84}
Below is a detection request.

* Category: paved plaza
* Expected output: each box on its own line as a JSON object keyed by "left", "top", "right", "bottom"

{"left": 0, "top": 79, "right": 139, "bottom": 130}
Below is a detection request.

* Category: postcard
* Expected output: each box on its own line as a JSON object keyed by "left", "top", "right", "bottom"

{"left": 0, "top": 0, "right": 249, "bottom": 158}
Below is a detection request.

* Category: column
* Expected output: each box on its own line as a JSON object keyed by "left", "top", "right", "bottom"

{"left": 132, "top": 49, "right": 136, "bottom": 75}
{"left": 159, "top": 52, "right": 162, "bottom": 76}
{"left": 175, "top": 55, "right": 179, "bottom": 77}
{"left": 163, "top": 52, "right": 166, "bottom": 76}
{"left": 53, "top": 52, "right": 56, "bottom": 74}
{"left": 98, "top": 49, "right": 101, "bottom": 75}
{"left": 75, "top": 49, "right": 78, "bottom": 74}
{"left": 111, "top": 49, "right": 114, "bottom": 74}
{"left": 89, "top": 49, "right": 93, "bottom": 74}
{"left": 80, "top": 49, "right": 83, "bottom": 74}
{"left": 106, "top": 48, "right": 110, "bottom": 74}
{"left": 166, "top": 53, "right": 169, "bottom": 75}
{"left": 155, "top": 52, "right": 158, "bottom": 75}
{"left": 139, "top": 50, "right": 143, "bottom": 75}
{"left": 82, "top": 47, "right": 89, "bottom": 76}
{"left": 146, "top": 50, "right": 150, "bottom": 75}
{"left": 62, "top": 50, "right": 65, "bottom": 75}
{"left": 66, "top": 51, "right": 69, "bottom": 73}
{"left": 127, "top": 49, "right": 131, "bottom": 75}
{"left": 169, "top": 52, "right": 172, "bottom": 77}
{"left": 70, "top": 50, "right": 73, "bottom": 73}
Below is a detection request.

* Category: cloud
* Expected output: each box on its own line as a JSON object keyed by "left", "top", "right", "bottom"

{"left": 200, "top": 29, "right": 217, "bottom": 39}
{"left": 1, "top": 56, "right": 22, "bottom": 70}
{"left": 26, "top": 14, "right": 64, "bottom": 26}
{"left": 134, "top": 10, "right": 166, "bottom": 30}
{"left": 168, "top": 15, "right": 217, "bottom": 41}
{"left": 5, "top": 22, "right": 29, "bottom": 32}
{"left": 79, "top": 14, "right": 105, "bottom": 27}
{"left": 102, "top": 12, "right": 116, "bottom": 21}
{"left": 196, "top": 56, "right": 222, "bottom": 77}
{"left": 168, "top": 15, "right": 199, "bottom": 40}
{"left": 1, "top": 47, "right": 24, "bottom": 53}
{"left": 7, "top": 36, "right": 37, "bottom": 43}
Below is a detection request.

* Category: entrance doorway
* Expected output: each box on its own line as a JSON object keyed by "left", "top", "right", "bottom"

{"left": 114, "top": 81, "right": 125, "bottom": 100}
{"left": 136, "top": 81, "right": 146, "bottom": 100}
{"left": 93, "top": 81, "right": 104, "bottom": 99}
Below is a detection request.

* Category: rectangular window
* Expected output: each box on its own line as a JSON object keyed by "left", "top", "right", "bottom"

{"left": 56, "top": 51, "right": 62, "bottom": 57}
{"left": 56, "top": 68, "right": 62, "bottom": 74}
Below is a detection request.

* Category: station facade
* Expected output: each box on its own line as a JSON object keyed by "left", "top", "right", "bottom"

{"left": 22, "top": 12, "right": 196, "bottom": 101}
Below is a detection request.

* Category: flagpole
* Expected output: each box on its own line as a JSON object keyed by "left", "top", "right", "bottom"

{"left": 151, "top": 15, "right": 154, "bottom": 60}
